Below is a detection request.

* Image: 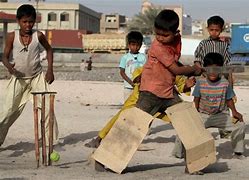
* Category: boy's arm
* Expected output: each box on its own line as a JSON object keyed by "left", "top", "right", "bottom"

{"left": 168, "top": 62, "right": 203, "bottom": 76}
{"left": 119, "top": 68, "right": 134, "bottom": 87}
{"left": 193, "top": 97, "right": 200, "bottom": 110}
{"left": 224, "top": 42, "right": 232, "bottom": 65}
{"left": 175, "top": 76, "right": 195, "bottom": 93}
{"left": 194, "top": 43, "right": 203, "bottom": 66}
{"left": 226, "top": 99, "right": 243, "bottom": 122}
{"left": 38, "top": 31, "right": 54, "bottom": 84}
{"left": 2, "top": 32, "right": 15, "bottom": 74}
{"left": 183, "top": 76, "right": 196, "bottom": 93}
{"left": 192, "top": 80, "right": 201, "bottom": 110}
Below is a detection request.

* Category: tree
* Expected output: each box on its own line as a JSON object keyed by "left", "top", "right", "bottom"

{"left": 128, "top": 7, "right": 163, "bottom": 35}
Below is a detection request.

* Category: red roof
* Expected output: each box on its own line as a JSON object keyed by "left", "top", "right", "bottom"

{"left": 0, "top": 11, "right": 16, "bottom": 23}
{"left": 0, "top": 11, "right": 41, "bottom": 23}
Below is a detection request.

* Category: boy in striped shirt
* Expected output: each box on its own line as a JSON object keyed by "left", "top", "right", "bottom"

{"left": 174, "top": 53, "right": 245, "bottom": 173}
{"left": 194, "top": 15, "right": 231, "bottom": 66}
{"left": 194, "top": 53, "right": 245, "bottom": 160}
{"left": 194, "top": 15, "right": 234, "bottom": 139}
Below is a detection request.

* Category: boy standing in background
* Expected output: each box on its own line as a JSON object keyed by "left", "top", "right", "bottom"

{"left": 119, "top": 31, "right": 147, "bottom": 101}
{"left": 194, "top": 15, "right": 231, "bottom": 67}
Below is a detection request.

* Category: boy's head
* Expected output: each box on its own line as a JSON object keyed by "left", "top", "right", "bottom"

{"left": 154, "top": 9, "right": 179, "bottom": 45}
{"left": 17, "top": 4, "right": 36, "bottom": 20}
{"left": 207, "top": 16, "right": 224, "bottom": 40}
{"left": 16, "top": 4, "right": 36, "bottom": 34}
{"left": 127, "top": 31, "right": 143, "bottom": 54}
{"left": 203, "top": 52, "right": 224, "bottom": 82}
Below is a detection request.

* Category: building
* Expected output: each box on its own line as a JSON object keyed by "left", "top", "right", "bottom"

{"left": 0, "top": 11, "right": 16, "bottom": 51}
{"left": 182, "top": 14, "right": 192, "bottom": 35}
{"left": 192, "top": 20, "right": 205, "bottom": 36}
{"left": 0, "top": 2, "right": 101, "bottom": 33}
{"left": 141, "top": 0, "right": 183, "bottom": 34}
{"left": 100, "top": 13, "right": 127, "bottom": 34}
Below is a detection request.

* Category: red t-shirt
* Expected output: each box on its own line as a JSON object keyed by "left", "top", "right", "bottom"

{"left": 140, "top": 35, "right": 181, "bottom": 98}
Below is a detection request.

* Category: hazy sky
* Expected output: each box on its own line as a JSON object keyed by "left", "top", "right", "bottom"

{"left": 9, "top": 0, "right": 249, "bottom": 23}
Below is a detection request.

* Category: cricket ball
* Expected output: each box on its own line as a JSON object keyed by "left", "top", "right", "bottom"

{"left": 50, "top": 151, "right": 60, "bottom": 162}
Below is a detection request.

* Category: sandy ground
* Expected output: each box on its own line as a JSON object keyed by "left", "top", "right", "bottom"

{"left": 0, "top": 80, "right": 249, "bottom": 180}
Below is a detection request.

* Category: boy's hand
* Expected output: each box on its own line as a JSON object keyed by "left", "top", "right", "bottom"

{"left": 7, "top": 63, "right": 16, "bottom": 74}
{"left": 192, "top": 64, "right": 204, "bottom": 76}
{"left": 232, "top": 111, "right": 243, "bottom": 122}
{"left": 45, "top": 70, "right": 54, "bottom": 84}
{"left": 185, "top": 76, "right": 196, "bottom": 89}
{"left": 133, "top": 75, "right": 141, "bottom": 84}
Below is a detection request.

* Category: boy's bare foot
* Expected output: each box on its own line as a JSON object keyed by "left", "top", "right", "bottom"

{"left": 85, "top": 137, "right": 101, "bottom": 148}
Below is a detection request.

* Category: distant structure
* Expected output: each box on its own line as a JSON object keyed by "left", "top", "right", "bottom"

{"left": 192, "top": 20, "right": 205, "bottom": 36}
{"left": 100, "top": 13, "right": 127, "bottom": 34}
{"left": 0, "top": 2, "right": 101, "bottom": 33}
{"left": 182, "top": 14, "right": 192, "bottom": 35}
{"left": 141, "top": 0, "right": 152, "bottom": 14}
{"left": 141, "top": 0, "right": 183, "bottom": 34}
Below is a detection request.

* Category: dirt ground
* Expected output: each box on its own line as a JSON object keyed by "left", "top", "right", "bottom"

{"left": 0, "top": 80, "right": 249, "bottom": 180}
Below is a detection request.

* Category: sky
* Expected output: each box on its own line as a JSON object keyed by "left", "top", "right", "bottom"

{"left": 8, "top": 0, "right": 249, "bottom": 23}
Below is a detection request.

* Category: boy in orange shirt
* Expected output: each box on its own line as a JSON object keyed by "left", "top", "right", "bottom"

{"left": 136, "top": 9, "right": 202, "bottom": 116}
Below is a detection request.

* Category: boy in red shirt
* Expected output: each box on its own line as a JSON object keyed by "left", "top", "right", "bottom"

{"left": 136, "top": 9, "right": 202, "bottom": 115}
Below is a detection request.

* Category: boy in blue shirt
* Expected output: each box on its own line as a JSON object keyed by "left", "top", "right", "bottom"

{"left": 119, "top": 31, "right": 147, "bottom": 101}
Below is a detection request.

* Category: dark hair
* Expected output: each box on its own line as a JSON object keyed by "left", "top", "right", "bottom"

{"left": 16, "top": 4, "right": 36, "bottom": 20}
{"left": 203, "top": 52, "right": 224, "bottom": 67}
{"left": 207, "top": 16, "right": 224, "bottom": 28}
{"left": 154, "top": 9, "right": 179, "bottom": 33}
{"left": 127, "top": 31, "right": 143, "bottom": 45}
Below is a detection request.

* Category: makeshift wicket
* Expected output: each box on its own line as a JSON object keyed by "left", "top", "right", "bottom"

{"left": 32, "top": 91, "right": 57, "bottom": 168}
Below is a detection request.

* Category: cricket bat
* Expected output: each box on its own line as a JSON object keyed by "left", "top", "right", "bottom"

{"left": 203, "top": 65, "right": 245, "bottom": 74}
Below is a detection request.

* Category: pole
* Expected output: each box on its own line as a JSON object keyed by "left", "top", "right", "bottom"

{"left": 36, "top": 0, "right": 38, "bottom": 29}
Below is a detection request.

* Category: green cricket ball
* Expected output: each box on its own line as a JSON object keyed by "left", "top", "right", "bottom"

{"left": 50, "top": 151, "right": 60, "bottom": 162}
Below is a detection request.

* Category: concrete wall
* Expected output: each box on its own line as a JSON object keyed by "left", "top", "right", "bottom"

{"left": 0, "top": 2, "right": 100, "bottom": 33}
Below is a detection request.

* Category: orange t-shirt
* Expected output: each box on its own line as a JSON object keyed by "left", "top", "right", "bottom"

{"left": 140, "top": 35, "right": 181, "bottom": 98}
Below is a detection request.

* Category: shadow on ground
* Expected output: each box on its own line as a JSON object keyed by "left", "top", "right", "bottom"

{"left": 0, "top": 131, "right": 98, "bottom": 156}
{"left": 123, "top": 162, "right": 184, "bottom": 173}
{"left": 123, "top": 161, "right": 229, "bottom": 174}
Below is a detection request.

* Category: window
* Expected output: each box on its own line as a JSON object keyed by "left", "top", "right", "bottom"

{"left": 60, "top": 12, "right": 69, "bottom": 21}
{"left": 48, "top": 12, "right": 56, "bottom": 21}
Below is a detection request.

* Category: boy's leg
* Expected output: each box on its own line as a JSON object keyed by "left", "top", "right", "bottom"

{"left": 137, "top": 91, "right": 185, "bottom": 157}
{"left": 31, "top": 72, "right": 59, "bottom": 144}
{"left": 172, "top": 135, "right": 184, "bottom": 159}
{"left": 218, "top": 73, "right": 234, "bottom": 139}
{"left": 0, "top": 76, "right": 28, "bottom": 145}
{"left": 98, "top": 111, "right": 122, "bottom": 139}
{"left": 201, "top": 112, "right": 245, "bottom": 154}
{"left": 85, "top": 111, "right": 122, "bottom": 148}
{"left": 123, "top": 88, "right": 133, "bottom": 103}
{"left": 86, "top": 86, "right": 140, "bottom": 148}
{"left": 136, "top": 91, "right": 160, "bottom": 115}
{"left": 136, "top": 91, "right": 182, "bottom": 115}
